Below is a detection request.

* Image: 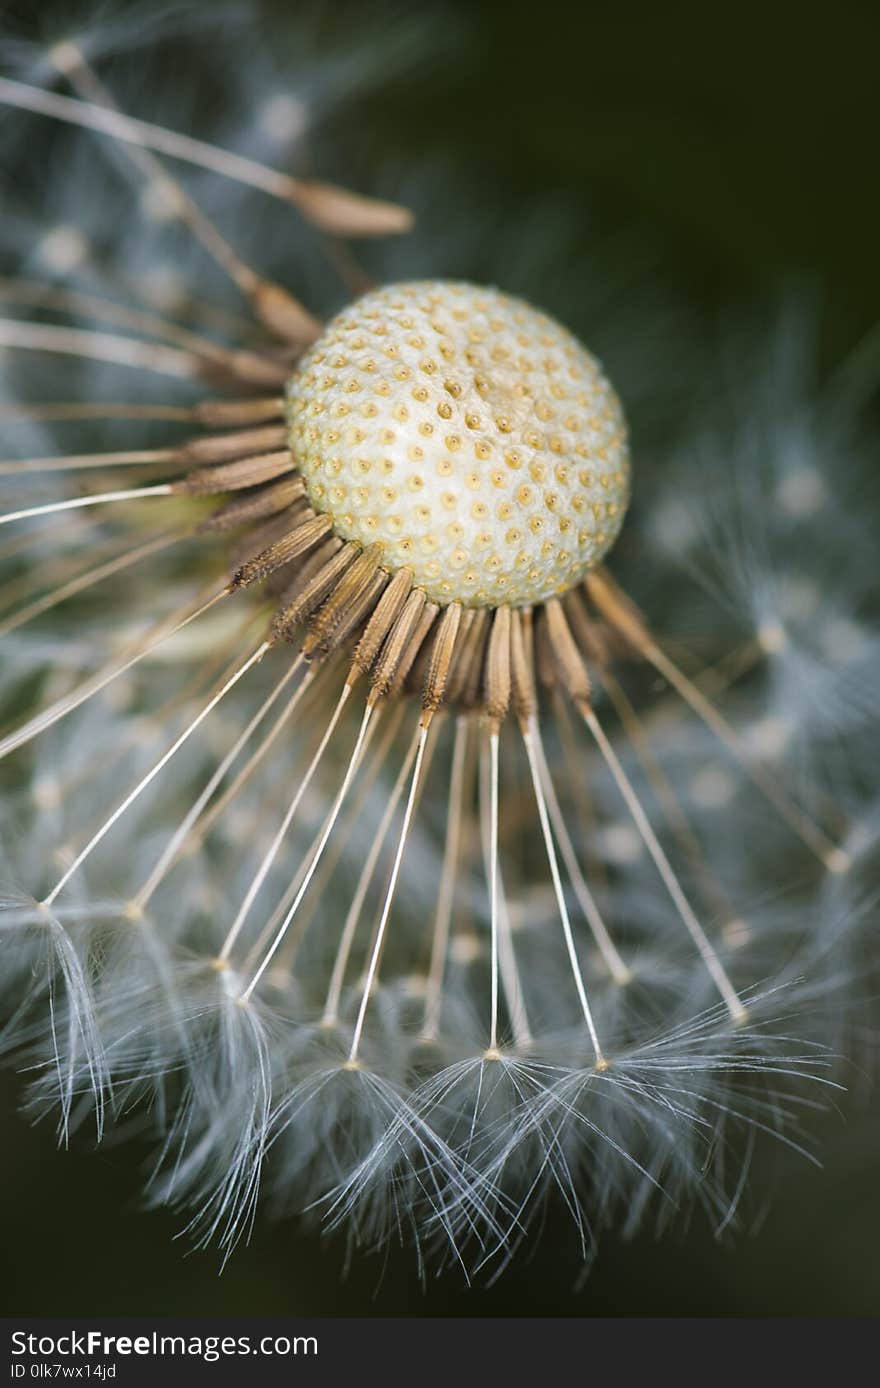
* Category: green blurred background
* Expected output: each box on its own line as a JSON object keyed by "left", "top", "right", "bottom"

{"left": 1, "top": 0, "right": 878, "bottom": 1315}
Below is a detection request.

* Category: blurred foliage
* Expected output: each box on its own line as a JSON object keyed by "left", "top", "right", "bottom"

{"left": 290, "top": 0, "right": 880, "bottom": 366}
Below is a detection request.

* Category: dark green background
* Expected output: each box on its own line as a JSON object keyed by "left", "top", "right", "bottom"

{"left": 1, "top": 0, "right": 878, "bottom": 1316}
{"left": 338, "top": 0, "right": 880, "bottom": 361}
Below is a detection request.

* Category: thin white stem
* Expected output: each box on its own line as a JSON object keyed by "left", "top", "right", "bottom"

{"left": 552, "top": 688, "right": 607, "bottom": 887}
{"left": 242, "top": 703, "right": 376, "bottom": 1000}
{"left": 347, "top": 724, "right": 428, "bottom": 1062}
{"left": 0, "top": 530, "right": 181, "bottom": 639}
{"left": 49, "top": 62, "right": 255, "bottom": 297}
{"left": 487, "top": 732, "right": 502, "bottom": 1051}
{"left": 523, "top": 717, "right": 604, "bottom": 1064}
{"left": 241, "top": 709, "right": 384, "bottom": 973}
{"left": 0, "top": 587, "right": 227, "bottom": 762}
{"left": 0, "top": 402, "right": 193, "bottom": 424}
{"left": 531, "top": 720, "right": 631, "bottom": 986}
{"left": 1, "top": 527, "right": 121, "bottom": 615}
{"left": 0, "top": 450, "right": 174, "bottom": 476}
{"left": 0, "top": 402, "right": 192, "bottom": 421}
{"left": 581, "top": 706, "right": 746, "bottom": 1024}
{"left": 0, "top": 74, "right": 410, "bottom": 233}
{"left": 601, "top": 670, "right": 742, "bottom": 931}
{"left": 0, "top": 484, "right": 172, "bottom": 527}
{"left": 478, "top": 734, "right": 531, "bottom": 1050}
{"left": 421, "top": 716, "right": 469, "bottom": 1041}
{"left": 0, "top": 76, "right": 290, "bottom": 195}
{"left": 47, "top": 51, "right": 319, "bottom": 343}
{"left": 322, "top": 717, "right": 421, "bottom": 1025}
{"left": 219, "top": 684, "right": 353, "bottom": 962}
{"left": 255, "top": 704, "right": 404, "bottom": 983}
{"left": 0, "top": 320, "right": 199, "bottom": 378}
{"left": 189, "top": 666, "right": 322, "bottom": 845}
{"left": 0, "top": 276, "right": 258, "bottom": 368}
{"left": 42, "top": 641, "right": 269, "bottom": 906}
{"left": 644, "top": 641, "right": 849, "bottom": 874}
{"left": 132, "top": 656, "right": 304, "bottom": 910}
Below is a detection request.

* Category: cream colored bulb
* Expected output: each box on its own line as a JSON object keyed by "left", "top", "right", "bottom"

{"left": 286, "top": 280, "right": 630, "bottom": 608}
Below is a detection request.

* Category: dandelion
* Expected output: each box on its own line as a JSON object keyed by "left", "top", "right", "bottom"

{"left": 0, "top": 18, "right": 876, "bottom": 1279}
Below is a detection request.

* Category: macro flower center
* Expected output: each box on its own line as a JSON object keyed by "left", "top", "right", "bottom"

{"left": 286, "top": 280, "right": 631, "bottom": 608}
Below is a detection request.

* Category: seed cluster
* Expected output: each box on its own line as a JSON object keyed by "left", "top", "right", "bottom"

{"left": 286, "top": 281, "right": 630, "bottom": 607}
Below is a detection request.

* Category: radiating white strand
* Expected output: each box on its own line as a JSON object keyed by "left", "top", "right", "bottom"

{"left": 0, "top": 450, "right": 173, "bottom": 476}
{"left": 189, "top": 665, "right": 324, "bottom": 845}
{"left": 531, "top": 718, "right": 631, "bottom": 985}
{"left": 643, "top": 640, "right": 849, "bottom": 873}
{"left": 256, "top": 704, "right": 405, "bottom": 983}
{"left": 0, "top": 402, "right": 193, "bottom": 425}
{"left": 132, "top": 656, "right": 305, "bottom": 910}
{"left": 0, "top": 588, "right": 227, "bottom": 762}
{"left": 0, "top": 320, "right": 199, "bottom": 378}
{"left": 347, "top": 724, "right": 428, "bottom": 1062}
{"left": 0, "top": 74, "right": 409, "bottom": 228}
{"left": 242, "top": 703, "right": 376, "bottom": 1000}
{"left": 42, "top": 642, "right": 270, "bottom": 906}
{"left": 0, "top": 76, "right": 291, "bottom": 194}
{"left": 218, "top": 683, "right": 353, "bottom": 963}
{"left": 0, "top": 530, "right": 181, "bottom": 639}
{"left": 421, "top": 715, "right": 469, "bottom": 1041}
{"left": 478, "top": 732, "right": 532, "bottom": 1051}
{"left": 322, "top": 716, "right": 421, "bottom": 1025}
{"left": 487, "top": 732, "right": 502, "bottom": 1050}
{"left": 581, "top": 706, "right": 747, "bottom": 1024}
{"left": 522, "top": 717, "right": 604, "bottom": 1064}
{"left": 241, "top": 706, "right": 386, "bottom": 976}
{"left": 0, "top": 276, "right": 266, "bottom": 370}
{"left": 0, "top": 484, "right": 172, "bottom": 527}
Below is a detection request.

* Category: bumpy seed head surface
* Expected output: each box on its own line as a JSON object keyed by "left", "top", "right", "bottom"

{"left": 286, "top": 280, "right": 631, "bottom": 607}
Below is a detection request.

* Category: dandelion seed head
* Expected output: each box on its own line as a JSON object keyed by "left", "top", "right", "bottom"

{"left": 286, "top": 280, "right": 631, "bottom": 607}
{"left": 0, "top": 7, "right": 875, "bottom": 1282}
